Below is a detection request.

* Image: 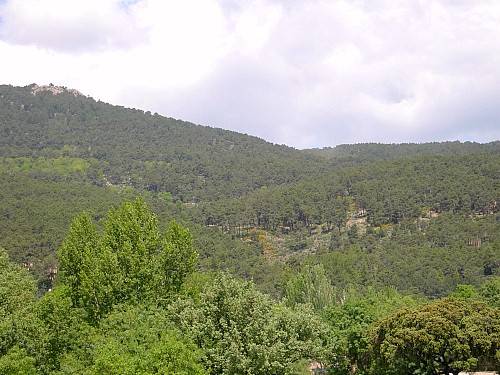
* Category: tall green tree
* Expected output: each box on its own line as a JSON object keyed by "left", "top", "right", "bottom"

{"left": 58, "top": 198, "right": 198, "bottom": 323}
{"left": 284, "top": 264, "right": 337, "bottom": 312}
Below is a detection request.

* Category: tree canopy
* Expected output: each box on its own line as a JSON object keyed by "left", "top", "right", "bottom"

{"left": 367, "top": 298, "right": 500, "bottom": 375}
{"left": 58, "top": 198, "right": 197, "bottom": 323}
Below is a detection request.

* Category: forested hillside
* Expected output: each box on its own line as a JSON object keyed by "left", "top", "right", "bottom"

{"left": 197, "top": 153, "right": 499, "bottom": 230}
{"left": 0, "top": 84, "right": 330, "bottom": 201}
{"left": 0, "top": 84, "right": 499, "bottom": 374}
{"left": 193, "top": 153, "right": 499, "bottom": 297}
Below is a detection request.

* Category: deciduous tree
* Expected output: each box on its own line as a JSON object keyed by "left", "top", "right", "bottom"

{"left": 58, "top": 198, "right": 198, "bottom": 323}
{"left": 367, "top": 298, "right": 500, "bottom": 375}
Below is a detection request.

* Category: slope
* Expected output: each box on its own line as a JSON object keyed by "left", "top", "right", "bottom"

{"left": 0, "top": 84, "right": 331, "bottom": 202}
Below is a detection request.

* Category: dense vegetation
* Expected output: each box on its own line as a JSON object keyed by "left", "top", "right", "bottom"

{"left": 1, "top": 200, "right": 499, "bottom": 374}
{"left": 0, "top": 84, "right": 331, "bottom": 202}
{"left": 0, "top": 84, "right": 499, "bottom": 373}
{"left": 307, "top": 141, "right": 500, "bottom": 160}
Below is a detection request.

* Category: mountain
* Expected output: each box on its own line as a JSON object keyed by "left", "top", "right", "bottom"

{"left": 0, "top": 83, "right": 331, "bottom": 202}
{"left": 0, "top": 83, "right": 329, "bottom": 291}
{"left": 0, "top": 83, "right": 498, "bottom": 299}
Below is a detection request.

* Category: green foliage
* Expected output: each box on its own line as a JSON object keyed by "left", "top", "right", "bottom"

{"left": 58, "top": 213, "right": 99, "bottom": 312}
{"left": 0, "top": 84, "right": 331, "bottom": 202}
{"left": 0, "top": 346, "right": 36, "bottom": 375}
{"left": 325, "top": 287, "right": 421, "bottom": 373}
{"left": 450, "top": 284, "right": 479, "bottom": 301}
{"left": 367, "top": 298, "right": 500, "bottom": 374}
{"left": 308, "top": 141, "right": 500, "bottom": 160}
{"left": 480, "top": 276, "right": 500, "bottom": 307}
{"left": 63, "top": 306, "right": 207, "bottom": 375}
{"left": 284, "top": 264, "right": 337, "bottom": 312}
{"left": 1, "top": 83, "right": 499, "bottom": 302}
{"left": 198, "top": 152, "right": 499, "bottom": 236}
{"left": 161, "top": 221, "right": 199, "bottom": 295}
{"left": 157, "top": 191, "right": 172, "bottom": 203}
{"left": 0, "top": 248, "right": 52, "bottom": 373}
{"left": 0, "top": 171, "right": 123, "bottom": 288}
{"left": 0, "top": 248, "right": 37, "bottom": 355}
{"left": 0, "top": 84, "right": 499, "bottom": 373}
{"left": 0, "top": 247, "right": 37, "bottom": 318}
{"left": 311, "top": 212, "right": 500, "bottom": 299}
{"left": 170, "top": 273, "right": 330, "bottom": 374}
{"left": 35, "top": 285, "right": 94, "bottom": 372}
{"left": 58, "top": 198, "right": 198, "bottom": 323}
{"left": 0, "top": 156, "right": 91, "bottom": 178}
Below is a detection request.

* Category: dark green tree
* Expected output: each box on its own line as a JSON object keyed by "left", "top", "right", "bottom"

{"left": 367, "top": 298, "right": 500, "bottom": 375}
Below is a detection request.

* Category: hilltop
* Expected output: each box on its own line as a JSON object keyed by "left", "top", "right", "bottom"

{"left": 29, "top": 83, "right": 84, "bottom": 97}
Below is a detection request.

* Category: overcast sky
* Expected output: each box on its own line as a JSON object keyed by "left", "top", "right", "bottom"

{"left": 1, "top": 0, "right": 499, "bottom": 148}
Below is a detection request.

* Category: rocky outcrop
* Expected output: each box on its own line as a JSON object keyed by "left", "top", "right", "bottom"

{"left": 30, "top": 83, "right": 83, "bottom": 97}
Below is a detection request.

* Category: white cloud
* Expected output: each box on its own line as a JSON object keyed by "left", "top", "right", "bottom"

{"left": 0, "top": 0, "right": 231, "bottom": 99}
{"left": 0, "top": 0, "right": 499, "bottom": 148}
{"left": 228, "top": 0, "right": 283, "bottom": 58}
{"left": 130, "top": 0, "right": 228, "bottom": 85}
{"left": 0, "top": 0, "right": 143, "bottom": 52}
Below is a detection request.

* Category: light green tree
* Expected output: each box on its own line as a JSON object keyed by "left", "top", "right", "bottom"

{"left": 480, "top": 276, "right": 500, "bottom": 308}
{"left": 58, "top": 198, "right": 198, "bottom": 323}
{"left": 0, "top": 346, "right": 36, "bottom": 375}
{"left": 57, "top": 305, "right": 207, "bottom": 375}
{"left": 170, "top": 273, "right": 331, "bottom": 374}
{"left": 324, "top": 287, "right": 421, "bottom": 374}
{"left": 35, "top": 285, "right": 94, "bottom": 372}
{"left": 284, "top": 264, "right": 336, "bottom": 312}
{"left": 0, "top": 248, "right": 46, "bottom": 373}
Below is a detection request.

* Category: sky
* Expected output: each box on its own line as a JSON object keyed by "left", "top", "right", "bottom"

{"left": 0, "top": 0, "right": 499, "bottom": 149}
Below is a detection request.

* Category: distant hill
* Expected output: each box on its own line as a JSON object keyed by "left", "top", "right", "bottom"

{"left": 1, "top": 85, "right": 499, "bottom": 375}
{"left": 307, "top": 141, "right": 500, "bottom": 160}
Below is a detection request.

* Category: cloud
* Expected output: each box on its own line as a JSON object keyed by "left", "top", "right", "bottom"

{"left": 0, "top": 0, "right": 499, "bottom": 148}
{"left": 0, "top": 0, "right": 145, "bottom": 52}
